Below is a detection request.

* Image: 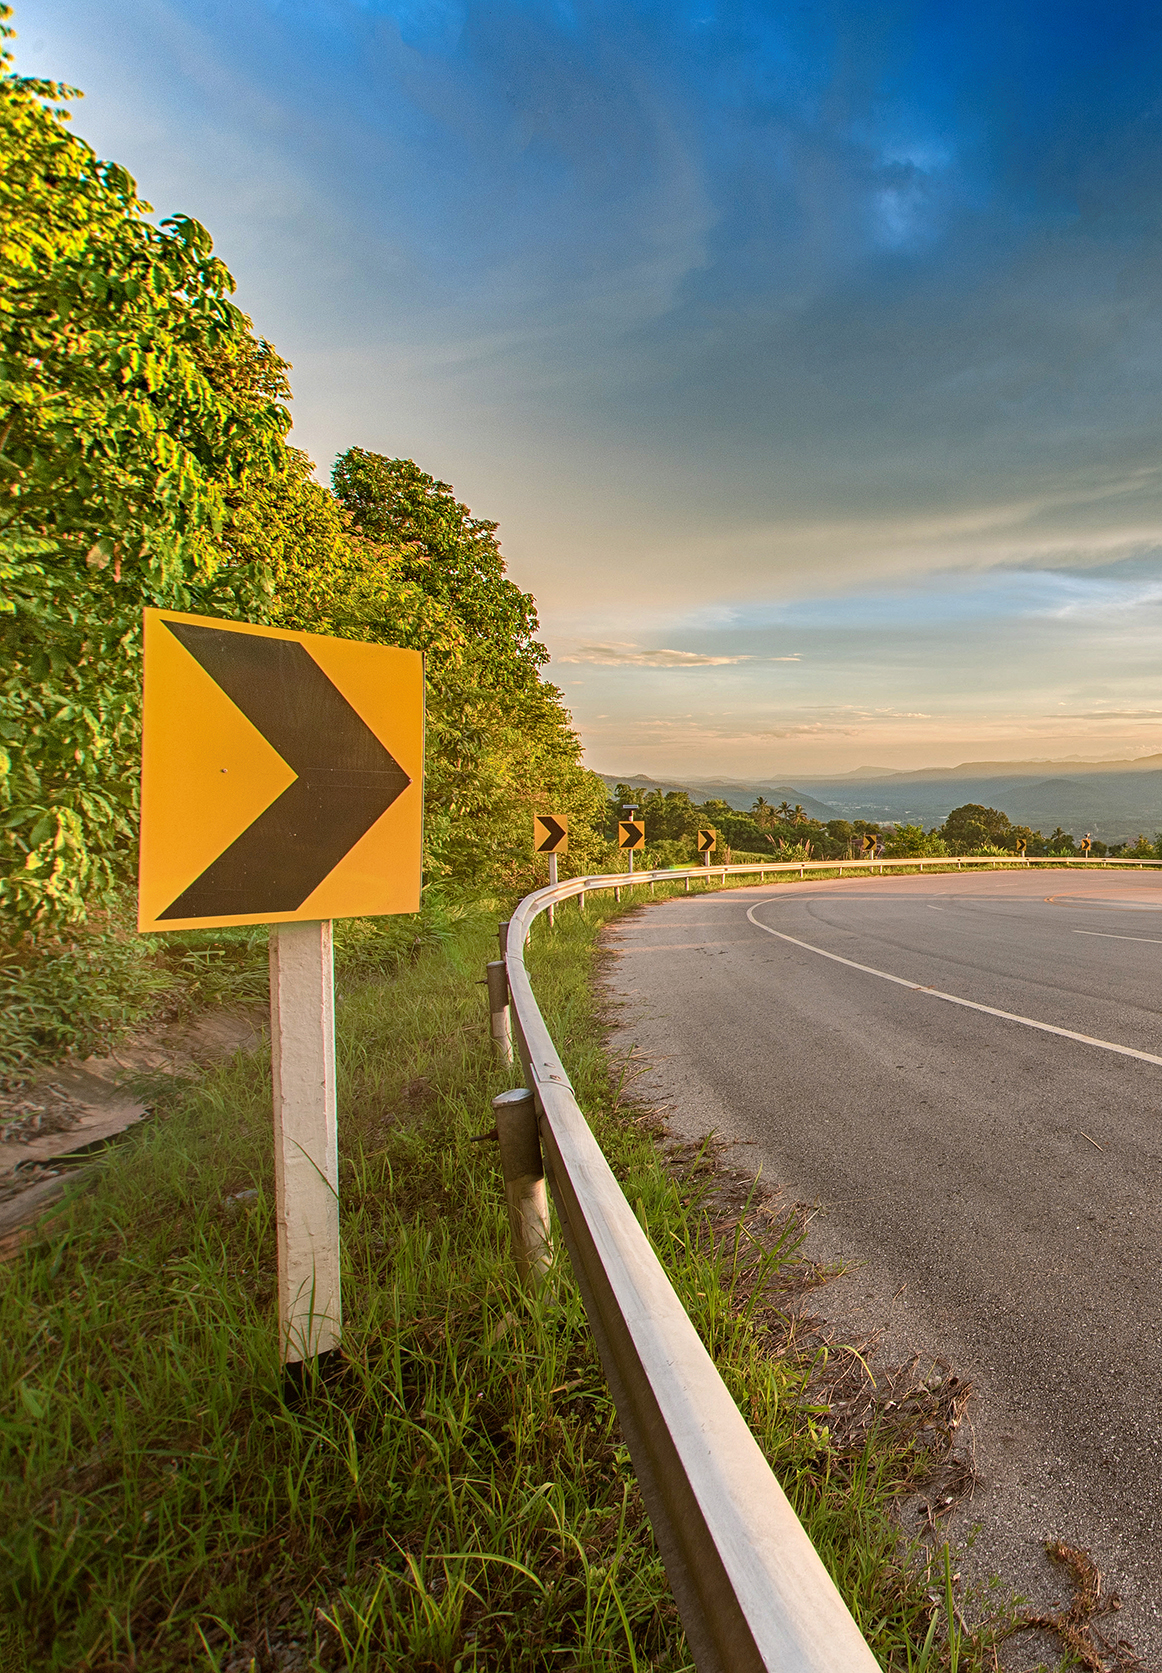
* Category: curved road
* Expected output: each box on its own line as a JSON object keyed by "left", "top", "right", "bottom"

{"left": 602, "top": 870, "right": 1162, "bottom": 1659}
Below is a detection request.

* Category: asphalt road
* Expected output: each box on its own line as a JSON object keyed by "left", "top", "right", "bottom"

{"left": 601, "top": 869, "right": 1162, "bottom": 1662}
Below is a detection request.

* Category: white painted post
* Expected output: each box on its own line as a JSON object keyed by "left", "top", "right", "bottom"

{"left": 547, "top": 851, "right": 557, "bottom": 927}
{"left": 269, "top": 920, "right": 340, "bottom": 1367}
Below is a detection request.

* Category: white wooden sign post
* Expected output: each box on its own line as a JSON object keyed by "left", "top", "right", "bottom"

{"left": 269, "top": 920, "right": 340, "bottom": 1365}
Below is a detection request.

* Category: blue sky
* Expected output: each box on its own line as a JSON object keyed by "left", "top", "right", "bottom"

{"left": 16, "top": 0, "right": 1162, "bottom": 775}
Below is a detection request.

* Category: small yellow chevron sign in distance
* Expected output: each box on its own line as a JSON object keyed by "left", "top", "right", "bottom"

{"left": 533, "top": 813, "right": 568, "bottom": 854}
{"left": 618, "top": 820, "right": 645, "bottom": 850}
{"left": 696, "top": 828, "right": 716, "bottom": 853}
{"left": 138, "top": 609, "right": 424, "bottom": 932}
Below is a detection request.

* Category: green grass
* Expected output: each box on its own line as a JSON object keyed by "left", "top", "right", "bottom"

{"left": 1, "top": 875, "right": 1010, "bottom": 1670}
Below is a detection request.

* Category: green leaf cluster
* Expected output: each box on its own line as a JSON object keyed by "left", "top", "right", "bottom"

{"left": 0, "top": 10, "right": 291, "bottom": 926}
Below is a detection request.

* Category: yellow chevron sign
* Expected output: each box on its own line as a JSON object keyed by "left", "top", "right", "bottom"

{"left": 618, "top": 820, "right": 645, "bottom": 850}
{"left": 138, "top": 610, "right": 424, "bottom": 931}
{"left": 533, "top": 813, "right": 568, "bottom": 854}
{"left": 696, "top": 829, "right": 716, "bottom": 853}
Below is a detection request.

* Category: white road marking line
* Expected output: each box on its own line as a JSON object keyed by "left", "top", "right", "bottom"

{"left": 1045, "top": 894, "right": 1162, "bottom": 910}
{"left": 1073, "top": 929, "right": 1162, "bottom": 946}
{"left": 612, "top": 940, "right": 740, "bottom": 952}
{"left": 745, "top": 904, "right": 1162, "bottom": 1070}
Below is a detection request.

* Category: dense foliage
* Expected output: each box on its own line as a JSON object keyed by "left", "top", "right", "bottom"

{"left": 0, "top": 16, "right": 604, "bottom": 955}
{"left": 317, "top": 450, "right": 607, "bottom": 889}
{"left": 606, "top": 783, "right": 882, "bottom": 864}
{"left": 0, "top": 16, "right": 290, "bottom": 926}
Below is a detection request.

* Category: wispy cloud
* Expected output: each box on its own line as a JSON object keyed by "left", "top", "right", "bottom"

{"left": 561, "top": 641, "right": 777, "bottom": 667}
{"left": 1059, "top": 710, "right": 1162, "bottom": 721}
{"left": 37, "top": 0, "right": 1162, "bottom": 780}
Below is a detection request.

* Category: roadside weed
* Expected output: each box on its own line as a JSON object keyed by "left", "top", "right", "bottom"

{"left": 2, "top": 878, "right": 996, "bottom": 1668}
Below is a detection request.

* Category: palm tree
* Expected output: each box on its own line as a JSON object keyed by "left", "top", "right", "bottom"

{"left": 776, "top": 800, "right": 794, "bottom": 822}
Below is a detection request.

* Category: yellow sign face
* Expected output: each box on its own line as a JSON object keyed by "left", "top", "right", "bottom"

{"left": 138, "top": 610, "right": 424, "bottom": 931}
{"left": 618, "top": 820, "right": 645, "bottom": 850}
{"left": 533, "top": 813, "right": 568, "bottom": 855}
{"left": 696, "top": 828, "right": 716, "bottom": 853}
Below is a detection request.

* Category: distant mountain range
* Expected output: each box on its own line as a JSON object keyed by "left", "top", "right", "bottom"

{"left": 597, "top": 773, "right": 839, "bottom": 821}
{"left": 598, "top": 761, "right": 1162, "bottom": 842}
{"left": 793, "top": 752, "right": 1162, "bottom": 784}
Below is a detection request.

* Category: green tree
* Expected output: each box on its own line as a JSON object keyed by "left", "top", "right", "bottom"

{"left": 1, "top": 18, "right": 291, "bottom": 925}
{"left": 824, "top": 819, "right": 855, "bottom": 857}
{"left": 940, "top": 803, "right": 1012, "bottom": 855}
{"left": 282, "top": 451, "right": 605, "bottom": 888}
{"left": 1045, "top": 827, "right": 1076, "bottom": 856}
{"left": 751, "top": 796, "right": 776, "bottom": 831}
{"left": 882, "top": 823, "right": 948, "bottom": 858}
{"left": 331, "top": 449, "right": 545, "bottom": 693}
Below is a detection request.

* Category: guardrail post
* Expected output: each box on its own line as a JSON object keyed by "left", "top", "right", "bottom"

{"left": 486, "top": 960, "right": 514, "bottom": 1066}
{"left": 684, "top": 873, "right": 690, "bottom": 892}
{"left": 492, "top": 1087, "right": 552, "bottom": 1288}
{"left": 499, "top": 919, "right": 511, "bottom": 959}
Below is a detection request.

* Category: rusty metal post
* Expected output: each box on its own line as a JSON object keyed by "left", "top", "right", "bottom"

{"left": 486, "top": 960, "right": 513, "bottom": 1066}
{"left": 492, "top": 1087, "right": 552, "bottom": 1288}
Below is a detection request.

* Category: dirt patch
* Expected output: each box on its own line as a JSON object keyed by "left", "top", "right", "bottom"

{"left": 0, "top": 1003, "right": 265, "bottom": 1255}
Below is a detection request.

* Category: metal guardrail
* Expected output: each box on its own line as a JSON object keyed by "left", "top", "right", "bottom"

{"left": 500, "top": 851, "right": 1157, "bottom": 1670}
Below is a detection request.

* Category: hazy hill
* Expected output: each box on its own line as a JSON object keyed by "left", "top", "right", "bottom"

{"left": 598, "top": 763, "right": 1162, "bottom": 842}
{"left": 796, "top": 752, "right": 1162, "bottom": 784}
{"left": 597, "top": 773, "right": 839, "bottom": 822}
{"left": 787, "top": 770, "right": 1162, "bottom": 842}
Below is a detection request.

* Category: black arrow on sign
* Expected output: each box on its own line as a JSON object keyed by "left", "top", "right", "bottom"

{"left": 535, "top": 815, "right": 567, "bottom": 853}
{"left": 621, "top": 821, "right": 643, "bottom": 847}
{"left": 697, "top": 831, "right": 714, "bottom": 851}
{"left": 158, "top": 623, "right": 411, "bottom": 920}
